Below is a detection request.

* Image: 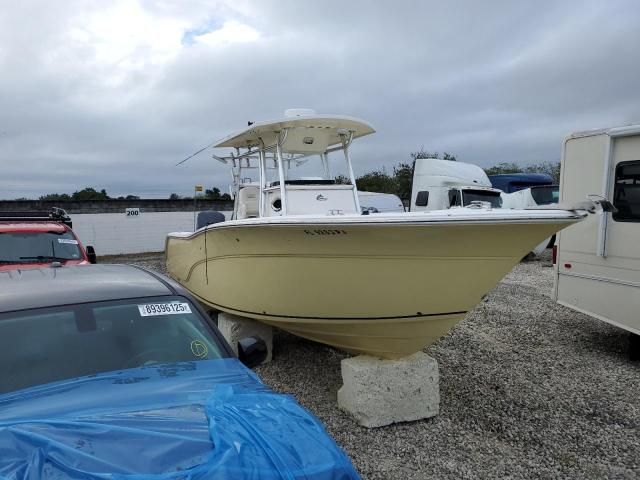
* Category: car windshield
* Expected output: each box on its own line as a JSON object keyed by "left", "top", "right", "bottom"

{"left": 0, "top": 230, "right": 83, "bottom": 263}
{"left": 0, "top": 296, "right": 227, "bottom": 394}
{"left": 462, "top": 190, "right": 503, "bottom": 208}
{"left": 530, "top": 185, "right": 559, "bottom": 205}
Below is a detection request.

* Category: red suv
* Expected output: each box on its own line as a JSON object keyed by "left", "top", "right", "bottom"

{"left": 0, "top": 208, "right": 96, "bottom": 271}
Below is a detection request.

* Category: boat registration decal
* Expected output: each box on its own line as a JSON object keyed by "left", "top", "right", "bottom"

{"left": 58, "top": 238, "right": 79, "bottom": 244}
{"left": 138, "top": 302, "right": 192, "bottom": 316}
{"left": 304, "top": 229, "right": 347, "bottom": 236}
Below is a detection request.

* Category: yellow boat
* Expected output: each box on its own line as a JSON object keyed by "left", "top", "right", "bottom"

{"left": 166, "top": 110, "right": 586, "bottom": 358}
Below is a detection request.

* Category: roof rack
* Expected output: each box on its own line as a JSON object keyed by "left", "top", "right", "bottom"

{"left": 0, "top": 207, "right": 73, "bottom": 228}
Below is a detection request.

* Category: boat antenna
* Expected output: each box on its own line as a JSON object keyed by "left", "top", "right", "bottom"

{"left": 176, "top": 142, "right": 215, "bottom": 166}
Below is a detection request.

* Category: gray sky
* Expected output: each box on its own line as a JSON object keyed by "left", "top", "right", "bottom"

{"left": 1, "top": 0, "right": 639, "bottom": 199}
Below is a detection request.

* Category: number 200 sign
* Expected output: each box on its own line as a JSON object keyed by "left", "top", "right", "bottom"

{"left": 126, "top": 208, "right": 140, "bottom": 217}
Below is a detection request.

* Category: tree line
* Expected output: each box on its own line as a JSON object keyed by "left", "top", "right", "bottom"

{"left": 39, "top": 188, "right": 128, "bottom": 201}
{"left": 169, "top": 188, "right": 231, "bottom": 201}
{"left": 32, "top": 187, "right": 231, "bottom": 201}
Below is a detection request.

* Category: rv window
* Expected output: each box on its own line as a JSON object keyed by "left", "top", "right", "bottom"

{"left": 415, "top": 191, "right": 429, "bottom": 207}
{"left": 448, "top": 190, "right": 461, "bottom": 207}
{"left": 613, "top": 160, "right": 640, "bottom": 222}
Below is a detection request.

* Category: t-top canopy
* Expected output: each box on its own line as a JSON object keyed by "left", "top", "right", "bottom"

{"left": 214, "top": 112, "right": 376, "bottom": 154}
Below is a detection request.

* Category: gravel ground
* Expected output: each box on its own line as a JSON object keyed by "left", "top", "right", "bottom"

{"left": 105, "top": 251, "right": 639, "bottom": 479}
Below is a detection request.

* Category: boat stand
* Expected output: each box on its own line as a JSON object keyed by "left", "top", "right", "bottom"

{"left": 217, "top": 312, "right": 273, "bottom": 365}
{"left": 337, "top": 353, "right": 440, "bottom": 428}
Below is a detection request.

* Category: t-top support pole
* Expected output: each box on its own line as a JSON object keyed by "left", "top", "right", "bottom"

{"left": 276, "top": 130, "right": 289, "bottom": 215}
{"left": 340, "top": 131, "right": 360, "bottom": 214}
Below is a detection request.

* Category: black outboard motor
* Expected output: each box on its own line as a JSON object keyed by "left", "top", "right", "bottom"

{"left": 196, "top": 211, "right": 226, "bottom": 230}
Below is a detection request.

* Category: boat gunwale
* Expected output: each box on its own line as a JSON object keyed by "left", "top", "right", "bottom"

{"left": 166, "top": 211, "right": 585, "bottom": 240}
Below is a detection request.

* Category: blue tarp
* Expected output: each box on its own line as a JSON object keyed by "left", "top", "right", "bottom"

{"left": 0, "top": 359, "right": 360, "bottom": 480}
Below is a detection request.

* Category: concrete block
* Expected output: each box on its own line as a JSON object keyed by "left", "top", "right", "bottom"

{"left": 337, "top": 352, "right": 439, "bottom": 428}
{"left": 217, "top": 312, "right": 273, "bottom": 364}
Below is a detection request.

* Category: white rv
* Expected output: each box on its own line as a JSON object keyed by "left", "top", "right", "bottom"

{"left": 553, "top": 124, "right": 640, "bottom": 353}
{"left": 410, "top": 159, "right": 502, "bottom": 211}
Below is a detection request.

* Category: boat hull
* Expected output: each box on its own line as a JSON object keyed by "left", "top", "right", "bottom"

{"left": 166, "top": 218, "right": 574, "bottom": 358}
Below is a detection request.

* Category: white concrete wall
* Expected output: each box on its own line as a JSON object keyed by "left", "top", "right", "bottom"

{"left": 72, "top": 211, "right": 232, "bottom": 256}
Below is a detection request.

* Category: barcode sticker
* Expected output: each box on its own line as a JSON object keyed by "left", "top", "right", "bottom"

{"left": 138, "top": 303, "right": 192, "bottom": 316}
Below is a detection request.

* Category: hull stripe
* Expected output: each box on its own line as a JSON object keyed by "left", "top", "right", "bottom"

{"left": 192, "top": 292, "right": 467, "bottom": 321}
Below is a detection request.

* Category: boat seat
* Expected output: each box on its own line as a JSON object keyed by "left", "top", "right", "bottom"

{"left": 237, "top": 186, "right": 259, "bottom": 219}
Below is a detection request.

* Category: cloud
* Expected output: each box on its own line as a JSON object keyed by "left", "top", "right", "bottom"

{"left": 68, "top": 2, "right": 186, "bottom": 71}
{"left": 1, "top": 0, "right": 639, "bottom": 198}
{"left": 182, "top": 19, "right": 225, "bottom": 46}
{"left": 186, "top": 20, "right": 260, "bottom": 47}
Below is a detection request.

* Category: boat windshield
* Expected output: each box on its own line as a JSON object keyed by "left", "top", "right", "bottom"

{"left": 265, "top": 152, "right": 352, "bottom": 185}
{"left": 530, "top": 185, "right": 559, "bottom": 205}
{"left": 462, "top": 190, "right": 503, "bottom": 208}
